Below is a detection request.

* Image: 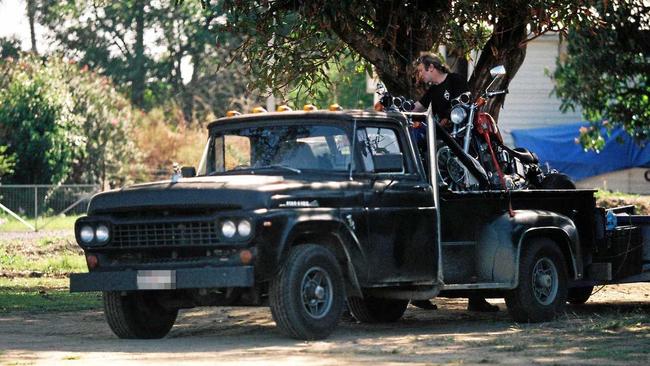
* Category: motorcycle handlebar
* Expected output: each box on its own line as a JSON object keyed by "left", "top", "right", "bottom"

{"left": 486, "top": 89, "right": 509, "bottom": 98}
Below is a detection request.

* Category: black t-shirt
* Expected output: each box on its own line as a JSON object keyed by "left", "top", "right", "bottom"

{"left": 419, "top": 73, "right": 469, "bottom": 120}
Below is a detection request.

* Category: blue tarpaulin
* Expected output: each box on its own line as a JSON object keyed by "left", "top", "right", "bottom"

{"left": 511, "top": 122, "right": 650, "bottom": 180}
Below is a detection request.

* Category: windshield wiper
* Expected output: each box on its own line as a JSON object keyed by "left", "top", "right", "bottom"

{"left": 206, "top": 164, "right": 302, "bottom": 176}
{"left": 253, "top": 165, "right": 302, "bottom": 174}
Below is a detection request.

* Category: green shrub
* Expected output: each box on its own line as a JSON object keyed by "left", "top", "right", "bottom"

{"left": 0, "top": 55, "right": 139, "bottom": 186}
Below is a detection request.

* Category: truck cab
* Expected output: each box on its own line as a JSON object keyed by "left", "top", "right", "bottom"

{"left": 70, "top": 110, "right": 646, "bottom": 340}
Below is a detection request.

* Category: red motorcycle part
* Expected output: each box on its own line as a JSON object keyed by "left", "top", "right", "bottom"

{"left": 481, "top": 129, "right": 515, "bottom": 217}
{"left": 475, "top": 112, "right": 504, "bottom": 144}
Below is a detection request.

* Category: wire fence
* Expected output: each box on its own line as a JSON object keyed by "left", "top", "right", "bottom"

{"left": 0, "top": 184, "right": 100, "bottom": 231}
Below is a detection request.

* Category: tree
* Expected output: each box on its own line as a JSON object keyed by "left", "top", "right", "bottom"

{"left": 207, "top": 1, "right": 599, "bottom": 119}
{"left": 0, "top": 36, "right": 21, "bottom": 59}
{"left": 38, "top": 0, "right": 158, "bottom": 108}
{"left": 0, "top": 56, "right": 83, "bottom": 185}
{"left": 37, "top": 0, "right": 256, "bottom": 122}
{"left": 553, "top": 0, "right": 650, "bottom": 150}
{"left": 26, "top": 0, "right": 38, "bottom": 53}
{"left": 0, "top": 55, "right": 139, "bottom": 186}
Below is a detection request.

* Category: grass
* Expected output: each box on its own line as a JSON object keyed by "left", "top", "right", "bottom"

{"left": 0, "top": 214, "right": 81, "bottom": 232}
{"left": 0, "top": 247, "right": 86, "bottom": 274}
{"left": 0, "top": 277, "right": 101, "bottom": 313}
{"left": 594, "top": 190, "right": 650, "bottom": 215}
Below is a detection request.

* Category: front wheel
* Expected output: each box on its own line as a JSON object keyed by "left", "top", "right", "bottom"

{"left": 505, "top": 238, "right": 568, "bottom": 323}
{"left": 103, "top": 291, "right": 178, "bottom": 339}
{"left": 269, "top": 244, "right": 345, "bottom": 340}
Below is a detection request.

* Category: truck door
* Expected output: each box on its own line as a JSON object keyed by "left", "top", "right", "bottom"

{"left": 356, "top": 123, "right": 437, "bottom": 284}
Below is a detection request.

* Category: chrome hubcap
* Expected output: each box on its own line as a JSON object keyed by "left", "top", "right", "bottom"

{"left": 301, "top": 267, "right": 333, "bottom": 319}
{"left": 532, "top": 257, "right": 558, "bottom": 306}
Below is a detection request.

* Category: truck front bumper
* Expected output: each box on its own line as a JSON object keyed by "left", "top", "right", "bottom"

{"left": 69, "top": 266, "right": 254, "bottom": 292}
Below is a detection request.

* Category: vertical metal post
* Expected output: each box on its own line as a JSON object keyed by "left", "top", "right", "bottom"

{"left": 34, "top": 186, "right": 38, "bottom": 232}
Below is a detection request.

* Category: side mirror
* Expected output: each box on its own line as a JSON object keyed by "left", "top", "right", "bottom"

{"left": 490, "top": 65, "right": 506, "bottom": 78}
{"left": 374, "top": 154, "right": 404, "bottom": 173}
{"left": 181, "top": 166, "right": 196, "bottom": 177}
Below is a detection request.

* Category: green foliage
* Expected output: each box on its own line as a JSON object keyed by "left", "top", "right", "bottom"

{"left": 216, "top": 0, "right": 600, "bottom": 101}
{"left": 0, "top": 36, "right": 21, "bottom": 59}
{"left": 0, "top": 56, "right": 83, "bottom": 185}
{"left": 287, "top": 53, "right": 373, "bottom": 109}
{"left": 553, "top": 0, "right": 650, "bottom": 151}
{"left": 0, "top": 145, "right": 16, "bottom": 181}
{"left": 0, "top": 55, "right": 139, "bottom": 186}
{"left": 38, "top": 0, "right": 261, "bottom": 122}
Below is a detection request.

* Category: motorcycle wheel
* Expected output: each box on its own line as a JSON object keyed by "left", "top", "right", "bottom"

{"left": 436, "top": 144, "right": 469, "bottom": 191}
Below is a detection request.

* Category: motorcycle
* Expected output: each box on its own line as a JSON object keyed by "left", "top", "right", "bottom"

{"left": 376, "top": 67, "right": 573, "bottom": 192}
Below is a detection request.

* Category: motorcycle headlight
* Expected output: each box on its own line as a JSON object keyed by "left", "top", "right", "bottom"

{"left": 80, "top": 225, "right": 95, "bottom": 243}
{"left": 450, "top": 106, "right": 467, "bottom": 125}
{"left": 95, "top": 224, "right": 110, "bottom": 243}
{"left": 221, "top": 220, "right": 237, "bottom": 238}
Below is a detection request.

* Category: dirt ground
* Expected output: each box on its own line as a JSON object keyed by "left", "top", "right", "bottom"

{"left": 1, "top": 283, "right": 649, "bottom": 366}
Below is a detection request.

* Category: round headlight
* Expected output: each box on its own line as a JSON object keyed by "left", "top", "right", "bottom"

{"left": 450, "top": 106, "right": 467, "bottom": 125}
{"left": 221, "top": 220, "right": 237, "bottom": 238}
{"left": 80, "top": 225, "right": 95, "bottom": 243}
{"left": 237, "top": 220, "right": 252, "bottom": 237}
{"left": 95, "top": 224, "right": 110, "bottom": 243}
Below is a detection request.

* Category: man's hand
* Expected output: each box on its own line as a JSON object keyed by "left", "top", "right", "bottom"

{"left": 374, "top": 101, "right": 384, "bottom": 111}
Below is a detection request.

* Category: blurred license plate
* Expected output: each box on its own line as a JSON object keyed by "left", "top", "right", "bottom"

{"left": 137, "top": 270, "right": 176, "bottom": 290}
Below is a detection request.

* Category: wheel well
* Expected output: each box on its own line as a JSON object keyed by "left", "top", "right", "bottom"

{"left": 522, "top": 230, "right": 576, "bottom": 279}
{"left": 287, "top": 221, "right": 361, "bottom": 297}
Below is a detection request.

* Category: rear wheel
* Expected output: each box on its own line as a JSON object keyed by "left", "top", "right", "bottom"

{"left": 567, "top": 286, "right": 594, "bottom": 305}
{"left": 347, "top": 296, "right": 409, "bottom": 323}
{"left": 269, "top": 244, "right": 345, "bottom": 340}
{"left": 103, "top": 291, "right": 178, "bottom": 339}
{"left": 505, "top": 238, "right": 568, "bottom": 323}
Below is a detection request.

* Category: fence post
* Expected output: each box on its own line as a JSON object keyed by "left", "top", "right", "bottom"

{"left": 34, "top": 186, "right": 38, "bottom": 232}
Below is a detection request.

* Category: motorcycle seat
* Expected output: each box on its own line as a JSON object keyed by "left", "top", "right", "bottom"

{"left": 509, "top": 147, "right": 539, "bottom": 164}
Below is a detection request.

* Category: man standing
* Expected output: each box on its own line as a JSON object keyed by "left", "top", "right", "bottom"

{"left": 413, "top": 54, "right": 468, "bottom": 125}
{"left": 410, "top": 54, "right": 499, "bottom": 313}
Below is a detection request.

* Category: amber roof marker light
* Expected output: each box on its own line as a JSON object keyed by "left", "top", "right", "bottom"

{"left": 329, "top": 104, "right": 343, "bottom": 111}
{"left": 277, "top": 105, "right": 293, "bottom": 112}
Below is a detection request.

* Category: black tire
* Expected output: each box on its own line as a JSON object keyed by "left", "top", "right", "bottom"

{"left": 505, "top": 238, "right": 568, "bottom": 323}
{"left": 347, "top": 296, "right": 409, "bottom": 323}
{"left": 103, "top": 291, "right": 178, "bottom": 339}
{"left": 269, "top": 244, "right": 345, "bottom": 340}
{"left": 567, "top": 286, "right": 594, "bottom": 305}
{"left": 540, "top": 173, "right": 576, "bottom": 189}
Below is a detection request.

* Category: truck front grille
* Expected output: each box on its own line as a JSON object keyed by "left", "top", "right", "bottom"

{"left": 111, "top": 221, "right": 220, "bottom": 248}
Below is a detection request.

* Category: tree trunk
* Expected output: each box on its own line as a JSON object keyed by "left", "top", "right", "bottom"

{"left": 131, "top": 0, "right": 146, "bottom": 107}
{"left": 26, "top": 0, "right": 38, "bottom": 54}
{"left": 468, "top": 18, "right": 528, "bottom": 122}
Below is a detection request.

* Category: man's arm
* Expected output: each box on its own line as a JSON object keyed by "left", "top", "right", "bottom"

{"left": 413, "top": 101, "right": 426, "bottom": 112}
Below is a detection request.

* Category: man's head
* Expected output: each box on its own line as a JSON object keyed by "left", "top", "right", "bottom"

{"left": 415, "top": 55, "right": 449, "bottom": 85}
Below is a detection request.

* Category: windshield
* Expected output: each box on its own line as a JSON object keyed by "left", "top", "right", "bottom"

{"left": 197, "top": 124, "right": 352, "bottom": 175}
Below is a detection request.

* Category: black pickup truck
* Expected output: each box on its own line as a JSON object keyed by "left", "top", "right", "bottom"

{"left": 70, "top": 110, "right": 650, "bottom": 340}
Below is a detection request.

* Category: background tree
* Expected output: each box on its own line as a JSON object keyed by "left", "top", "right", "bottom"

{"left": 38, "top": 0, "right": 260, "bottom": 121}
{"left": 0, "top": 55, "right": 139, "bottom": 186}
{"left": 0, "top": 36, "right": 21, "bottom": 59}
{"left": 553, "top": 0, "right": 650, "bottom": 150}
{"left": 0, "top": 56, "right": 83, "bottom": 185}
{"left": 211, "top": 0, "right": 600, "bottom": 119}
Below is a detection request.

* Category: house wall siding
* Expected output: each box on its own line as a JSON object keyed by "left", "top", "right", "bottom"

{"left": 495, "top": 34, "right": 583, "bottom": 146}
